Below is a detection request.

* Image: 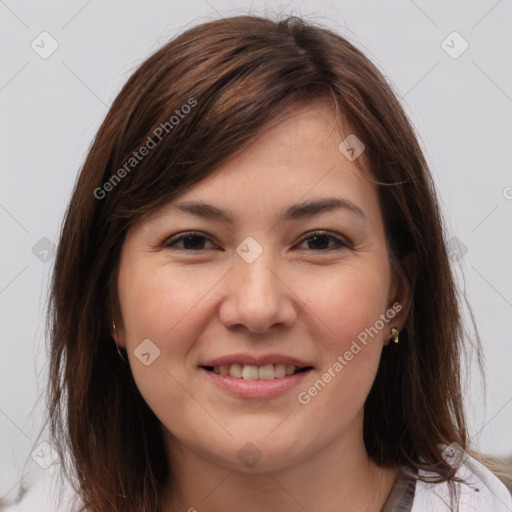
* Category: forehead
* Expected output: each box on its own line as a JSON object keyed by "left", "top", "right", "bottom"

{"left": 145, "top": 101, "right": 382, "bottom": 230}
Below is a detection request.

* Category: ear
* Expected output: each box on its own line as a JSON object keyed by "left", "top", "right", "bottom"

{"left": 111, "top": 317, "right": 126, "bottom": 349}
{"left": 384, "top": 252, "right": 417, "bottom": 345}
{"left": 109, "top": 270, "right": 126, "bottom": 348}
{"left": 111, "top": 320, "right": 117, "bottom": 344}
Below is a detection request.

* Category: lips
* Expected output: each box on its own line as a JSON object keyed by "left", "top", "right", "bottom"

{"left": 201, "top": 361, "right": 313, "bottom": 398}
{"left": 199, "top": 354, "right": 314, "bottom": 381}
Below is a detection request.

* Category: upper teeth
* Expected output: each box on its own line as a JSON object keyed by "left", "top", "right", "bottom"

{"left": 212, "top": 363, "right": 299, "bottom": 380}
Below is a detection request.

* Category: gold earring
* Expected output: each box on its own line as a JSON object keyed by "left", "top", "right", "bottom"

{"left": 390, "top": 327, "right": 399, "bottom": 344}
{"left": 113, "top": 321, "right": 127, "bottom": 362}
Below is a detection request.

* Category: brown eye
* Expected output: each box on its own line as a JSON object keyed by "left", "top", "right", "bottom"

{"left": 298, "top": 231, "right": 349, "bottom": 251}
{"left": 163, "top": 232, "right": 216, "bottom": 251}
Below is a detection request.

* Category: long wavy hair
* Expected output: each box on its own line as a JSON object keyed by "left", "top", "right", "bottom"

{"left": 41, "top": 13, "right": 485, "bottom": 511}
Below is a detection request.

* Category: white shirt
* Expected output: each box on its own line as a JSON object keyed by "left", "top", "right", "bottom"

{"left": 412, "top": 454, "right": 512, "bottom": 511}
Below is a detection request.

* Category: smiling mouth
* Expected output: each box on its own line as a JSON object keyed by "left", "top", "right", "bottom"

{"left": 200, "top": 364, "right": 313, "bottom": 380}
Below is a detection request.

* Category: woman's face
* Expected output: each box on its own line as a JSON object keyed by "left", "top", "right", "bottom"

{"left": 115, "top": 101, "right": 408, "bottom": 472}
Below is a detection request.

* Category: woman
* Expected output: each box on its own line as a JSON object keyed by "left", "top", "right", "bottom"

{"left": 40, "top": 14, "right": 511, "bottom": 512}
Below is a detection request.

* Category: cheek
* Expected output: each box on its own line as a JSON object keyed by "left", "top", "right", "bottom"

{"left": 118, "top": 261, "right": 214, "bottom": 344}
{"left": 293, "top": 263, "right": 389, "bottom": 415}
{"left": 299, "top": 265, "right": 390, "bottom": 422}
{"left": 116, "top": 261, "right": 221, "bottom": 417}
{"left": 302, "top": 262, "right": 390, "bottom": 355}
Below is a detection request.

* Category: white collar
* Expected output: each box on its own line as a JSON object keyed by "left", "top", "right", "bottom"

{"left": 412, "top": 452, "right": 512, "bottom": 511}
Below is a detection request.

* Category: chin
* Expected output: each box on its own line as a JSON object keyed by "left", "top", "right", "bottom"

{"left": 209, "top": 436, "right": 309, "bottom": 474}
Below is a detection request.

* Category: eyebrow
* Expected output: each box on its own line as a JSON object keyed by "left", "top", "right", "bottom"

{"left": 171, "top": 197, "right": 367, "bottom": 224}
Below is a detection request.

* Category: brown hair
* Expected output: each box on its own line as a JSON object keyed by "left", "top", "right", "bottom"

{"left": 43, "top": 13, "right": 484, "bottom": 511}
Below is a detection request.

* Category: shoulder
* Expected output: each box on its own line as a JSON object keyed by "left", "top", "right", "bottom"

{"left": 412, "top": 451, "right": 512, "bottom": 511}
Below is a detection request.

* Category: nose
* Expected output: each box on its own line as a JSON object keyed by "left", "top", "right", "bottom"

{"left": 218, "top": 253, "right": 297, "bottom": 334}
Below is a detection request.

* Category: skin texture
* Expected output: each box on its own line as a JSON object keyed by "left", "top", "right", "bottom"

{"left": 113, "top": 101, "right": 411, "bottom": 511}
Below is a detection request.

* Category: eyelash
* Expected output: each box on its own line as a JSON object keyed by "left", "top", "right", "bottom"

{"left": 162, "top": 230, "right": 350, "bottom": 253}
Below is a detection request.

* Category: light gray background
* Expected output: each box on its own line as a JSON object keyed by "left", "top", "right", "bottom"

{"left": 1, "top": 0, "right": 511, "bottom": 507}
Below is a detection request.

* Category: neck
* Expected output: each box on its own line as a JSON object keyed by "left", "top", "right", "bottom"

{"left": 159, "top": 414, "right": 399, "bottom": 512}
